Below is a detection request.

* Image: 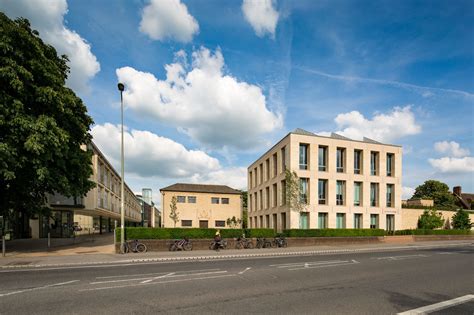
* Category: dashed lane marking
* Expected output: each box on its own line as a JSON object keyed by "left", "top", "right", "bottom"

{"left": 0, "top": 280, "right": 79, "bottom": 298}
{"left": 238, "top": 267, "right": 251, "bottom": 274}
{"left": 375, "top": 254, "right": 428, "bottom": 261}
{"left": 397, "top": 294, "right": 474, "bottom": 314}
{"left": 90, "top": 270, "right": 227, "bottom": 285}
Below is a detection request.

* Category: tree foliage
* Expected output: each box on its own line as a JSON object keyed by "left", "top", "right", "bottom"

{"left": 0, "top": 14, "right": 94, "bottom": 226}
{"left": 169, "top": 196, "right": 179, "bottom": 227}
{"left": 412, "top": 180, "right": 456, "bottom": 208}
{"left": 226, "top": 216, "right": 242, "bottom": 228}
{"left": 452, "top": 209, "right": 472, "bottom": 229}
{"left": 417, "top": 209, "right": 444, "bottom": 229}
{"left": 285, "top": 169, "right": 305, "bottom": 213}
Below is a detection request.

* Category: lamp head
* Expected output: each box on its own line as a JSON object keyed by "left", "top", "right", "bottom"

{"left": 117, "top": 83, "right": 125, "bottom": 92}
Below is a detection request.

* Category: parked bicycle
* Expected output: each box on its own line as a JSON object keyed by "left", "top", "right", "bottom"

{"left": 235, "top": 237, "right": 254, "bottom": 249}
{"left": 273, "top": 235, "right": 288, "bottom": 248}
{"left": 209, "top": 239, "right": 227, "bottom": 251}
{"left": 122, "top": 239, "right": 147, "bottom": 253}
{"left": 256, "top": 237, "right": 274, "bottom": 249}
{"left": 169, "top": 238, "right": 193, "bottom": 251}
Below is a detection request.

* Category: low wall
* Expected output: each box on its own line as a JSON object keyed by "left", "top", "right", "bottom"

{"left": 401, "top": 208, "right": 474, "bottom": 229}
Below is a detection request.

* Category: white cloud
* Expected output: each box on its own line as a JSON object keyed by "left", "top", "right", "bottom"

{"left": 428, "top": 157, "right": 474, "bottom": 174}
{"left": 139, "top": 0, "right": 199, "bottom": 43}
{"left": 434, "top": 141, "right": 470, "bottom": 158}
{"left": 91, "top": 123, "right": 220, "bottom": 178}
{"left": 242, "top": 0, "right": 279, "bottom": 38}
{"left": 116, "top": 47, "right": 282, "bottom": 150}
{"left": 191, "top": 167, "right": 247, "bottom": 190}
{"left": 325, "top": 106, "right": 421, "bottom": 143}
{"left": 0, "top": 0, "right": 100, "bottom": 92}
{"left": 402, "top": 186, "right": 415, "bottom": 200}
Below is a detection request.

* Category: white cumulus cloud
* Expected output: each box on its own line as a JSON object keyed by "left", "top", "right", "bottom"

{"left": 139, "top": 0, "right": 199, "bottom": 43}
{"left": 402, "top": 186, "right": 415, "bottom": 200}
{"left": 428, "top": 157, "right": 474, "bottom": 174}
{"left": 242, "top": 0, "right": 279, "bottom": 38}
{"left": 191, "top": 167, "right": 247, "bottom": 190}
{"left": 326, "top": 106, "right": 421, "bottom": 143}
{"left": 116, "top": 47, "right": 282, "bottom": 150}
{"left": 0, "top": 0, "right": 100, "bottom": 92}
{"left": 91, "top": 123, "right": 220, "bottom": 178}
{"left": 434, "top": 141, "right": 470, "bottom": 158}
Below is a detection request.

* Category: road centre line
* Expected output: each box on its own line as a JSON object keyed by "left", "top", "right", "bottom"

{"left": 0, "top": 280, "right": 79, "bottom": 298}
{"left": 90, "top": 270, "right": 228, "bottom": 285}
{"left": 288, "top": 260, "right": 359, "bottom": 271}
{"left": 141, "top": 272, "right": 175, "bottom": 284}
{"left": 269, "top": 260, "right": 347, "bottom": 267}
{"left": 95, "top": 268, "right": 221, "bottom": 279}
{"left": 375, "top": 254, "right": 428, "bottom": 260}
{"left": 238, "top": 267, "right": 251, "bottom": 274}
{"left": 81, "top": 274, "right": 236, "bottom": 292}
{"left": 397, "top": 294, "right": 474, "bottom": 314}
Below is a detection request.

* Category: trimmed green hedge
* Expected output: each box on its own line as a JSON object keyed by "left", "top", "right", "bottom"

{"left": 283, "top": 229, "right": 385, "bottom": 237}
{"left": 116, "top": 228, "right": 275, "bottom": 241}
{"left": 394, "top": 229, "right": 472, "bottom": 235}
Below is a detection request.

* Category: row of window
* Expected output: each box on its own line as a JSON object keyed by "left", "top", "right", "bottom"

{"left": 249, "top": 146, "right": 287, "bottom": 189}
{"left": 301, "top": 144, "right": 395, "bottom": 176}
{"left": 180, "top": 220, "right": 226, "bottom": 227}
{"left": 250, "top": 213, "right": 396, "bottom": 231}
{"left": 176, "top": 196, "right": 230, "bottom": 204}
{"left": 249, "top": 180, "right": 395, "bottom": 211}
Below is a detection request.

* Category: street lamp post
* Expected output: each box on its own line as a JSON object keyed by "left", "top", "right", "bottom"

{"left": 118, "top": 83, "right": 125, "bottom": 254}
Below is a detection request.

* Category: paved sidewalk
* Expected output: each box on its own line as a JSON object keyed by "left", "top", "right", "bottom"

{"left": 0, "top": 240, "right": 471, "bottom": 269}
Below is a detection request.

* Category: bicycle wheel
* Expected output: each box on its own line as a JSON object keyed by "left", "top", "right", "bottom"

{"left": 136, "top": 243, "right": 147, "bottom": 253}
{"left": 282, "top": 240, "right": 288, "bottom": 248}
{"left": 236, "top": 242, "right": 243, "bottom": 250}
{"left": 271, "top": 240, "right": 277, "bottom": 248}
{"left": 184, "top": 243, "right": 193, "bottom": 251}
{"left": 209, "top": 242, "right": 215, "bottom": 250}
{"left": 246, "top": 242, "right": 254, "bottom": 249}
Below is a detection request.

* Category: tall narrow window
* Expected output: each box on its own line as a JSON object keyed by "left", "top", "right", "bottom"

{"left": 249, "top": 194, "right": 252, "bottom": 212}
{"left": 336, "top": 180, "right": 345, "bottom": 205}
{"left": 354, "top": 214, "right": 363, "bottom": 229}
{"left": 387, "top": 153, "right": 394, "bottom": 177}
{"left": 354, "top": 150, "right": 362, "bottom": 174}
{"left": 281, "top": 146, "right": 286, "bottom": 172}
{"left": 259, "top": 163, "right": 263, "bottom": 184}
{"left": 259, "top": 189, "right": 263, "bottom": 210}
{"left": 281, "top": 180, "right": 286, "bottom": 205}
{"left": 371, "top": 152, "right": 379, "bottom": 176}
{"left": 299, "top": 212, "right": 309, "bottom": 229}
{"left": 318, "top": 213, "right": 328, "bottom": 229}
{"left": 272, "top": 183, "right": 277, "bottom": 207}
{"left": 336, "top": 148, "right": 345, "bottom": 173}
{"left": 299, "top": 178, "right": 308, "bottom": 204}
{"left": 370, "top": 183, "right": 379, "bottom": 207}
{"left": 265, "top": 187, "right": 270, "bottom": 209}
{"left": 299, "top": 144, "right": 308, "bottom": 170}
{"left": 266, "top": 158, "right": 270, "bottom": 181}
{"left": 254, "top": 192, "right": 257, "bottom": 211}
{"left": 273, "top": 153, "right": 278, "bottom": 177}
{"left": 354, "top": 182, "right": 362, "bottom": 206}
{"left": 318, "top": 146, "right": 327, "bottom": 171}
{"left": 370, "top": 214, "right": 379, "bottom": 229}
{"left": 249, "top": 171, "right": 252, "bottom": 189}
{"left": 254, "top": 167, "right": 257, "bottom": 187}
{"left": 318, "top": 179, "right": 327, "bottom": 205}
{"left": 336, "top": 213, "right": 346, "bottom": 228}
{"left": 386, "top": 184, "right": 394, "bottom": 207}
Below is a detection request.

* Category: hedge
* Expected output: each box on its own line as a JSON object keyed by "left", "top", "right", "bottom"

{"left": 116, "top": 228, "right": 275, "bottom": 241}
{"left": 394, "top": 229, "right": 472, "bottom": 235}
{"left": 283, "top": 229, "right": 385, "bottom": 237}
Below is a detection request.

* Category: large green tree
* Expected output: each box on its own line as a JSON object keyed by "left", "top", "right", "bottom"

{"left": 412, "top": 180, "right": 456, "bottom": 208}
{"left": 0, "top": 14, "right": 95, "bottom": 236}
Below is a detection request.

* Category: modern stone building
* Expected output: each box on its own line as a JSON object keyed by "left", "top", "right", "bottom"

{"left": 247, "top": 129, "right": 402, "bottom": 232}
{"left": 160, "top": 183, "right": 242, "bottom": 228}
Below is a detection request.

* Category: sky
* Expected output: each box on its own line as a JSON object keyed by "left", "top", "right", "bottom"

{"left": 1, "top": 0, "right": 473, "bottom": 203}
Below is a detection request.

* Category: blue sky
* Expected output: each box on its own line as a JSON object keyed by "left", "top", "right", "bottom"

{"left": 1, "top": 0, "right": 473, "bottom": 202}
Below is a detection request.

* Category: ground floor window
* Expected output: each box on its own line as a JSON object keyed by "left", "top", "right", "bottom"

{"left": 215, "top": 220, "right": 225, "bottom": 227}
{"left": 281, "top": 212, "right": 286, "bottom": 230}
{"left": 370, "top": 214, "right": 379, "bottom": 229}
{"left": 386, "top": 214, "right": 395, "bottom": 232}
{"left": 181, "top": 220, "right": 192, "bottom": 227}
{"left": 336, "top": 213, "right": 346, "bottom": 229}
{"left": 299, "top": 212, "right": 309, "bottom": 229}
{"left": 318, "top": 213, "right": 328, "bottom": 229}
{"left": 354, "top": 213, "right": 363, "bottom": 229}
{"left": 199, "top": 220, "right": 208, "bottom": 228}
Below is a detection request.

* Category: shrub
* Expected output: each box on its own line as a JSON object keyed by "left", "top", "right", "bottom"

{"left": 244, "top": 229, "right": 275, "bottom": 238}
{"left": 394, "top": 229, "right": 471, "bottom": 235}
{"left": 283, "top": 229, "right": 385, "bottom": 237}
{"left": 116, "top": 228, "right": 272, "bottom": 241}
{"left": 417, "top": 209, "right": 444, "bottom": 229}
{"left": 452, "top": 209, "right": 472, "bottom": 229}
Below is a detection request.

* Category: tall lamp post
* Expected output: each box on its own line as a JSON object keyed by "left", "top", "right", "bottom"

{"left": 118, "top": 83, "right": 125, "bottom": 253}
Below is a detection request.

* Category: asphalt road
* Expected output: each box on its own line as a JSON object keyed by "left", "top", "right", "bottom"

{"left": 0, "top": 245, "right": 472, "bottom": 314}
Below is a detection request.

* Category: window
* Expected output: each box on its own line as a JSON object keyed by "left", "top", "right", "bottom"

{"left": 336, "top": 180, "right": 345, "bottom": 205}
{"left": 254, "top": 192, "right": 257, "bottom": 211}
{"left": 354, "top": 182, "right": 362, "bottom": 206}
{"left": 187, "top": 196, "right": 196, "bottom": 203}
{"left": 281, "top": 213, "right": 287, "bottom": 230}
{"left": 281, "top": 146, "right": 286, "bottom": 172}
{"left": 177, "top": 196, "right": 186, "bottom": 203}
{"left": 181, "top": 220, "right": 192, "bottom": 227}
{"left": 265, "top": 215, "right": 270, "bottom": 228}
{"left": 265, "top": 158, "right": 270, "bottom": 181}
{"left": 299, "top": 178, "right": 308, "bottom": 204}
{"left": 336, "top": 148, "right": 345, "bottom": 173}
{"left": 354, "top": 150, "right": 362, "bottom": 174}
{"left": 371, "top": 151, "right": 379, "bottom": 175}
{"left": 387, "top": 153, "right": 394, "bottom": 177}
{"left": 249, "top": 171, "right": 252, "bottom": 189}
{"left": 299, "top": 212, "right": 309, "bottom": 229}
{"left": 386, "top": 214, "right": 395, "bottom": 232}
{"left": 273, "top": 214, "right": 278, "bottom": 231}
{"left": 199, "top": 220, "right": 208, "bottom": 228}
{"left": 211, "top": 197, "right": 220, "bottom": 204}
{"left": 265, "top": 187, "right": 270, "bottom": 209}
{"left": 254, "top": 168, "right": 257, "bottom": 187}
{"left": 354, "top": 214, "right": 363, "bottom": 229}
{"left": 386, "top": 184, "right": 394, "bottom": 207}
{"left": 336, "top": 213, "right": 346, "bottom": 229}
{"left": 260, "top": 189, "right": 263, "bottom": 210}
{"left": 318, "top": 146, "right": 327, "bottom": 171}
{"left": 370, "top": 183, "right": 379, "bottom": 207}
{"left": 318, "top": 179, "right": 327, "bottom": 205}
{"left": 249, "top": 217, "right": 253, "bottom": 228}
{"left": 370, "top": 214, "right": 379, "bottom": 229}
{"left": 249, "top": 194, "right": 252, "bottom": 212}
{"left": 299, "top": 144, "right": 308, "bottom": 170}
{"left": 221, "top": 198, "right": 229, "bottom": 204}
{"left": 273, "top": 153, "right": 278, "bottom": 177}
{"left": 259, "top": 163, "right": 263, "bottom": 184}
{"left": 281, "top": 180, "right": 286, "bottom": 205}
{"left": 215, "top": 220, "right": 225, "bottom": 227}
{"left": 318, "top": 213, "right": 328, "bottom": 229}
{"left": 273, "top": 183, "right": 277, "bottom": 207}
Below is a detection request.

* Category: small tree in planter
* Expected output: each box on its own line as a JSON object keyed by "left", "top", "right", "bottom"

{"left": 169, "top": 196, "right": 180, "bottom": 227}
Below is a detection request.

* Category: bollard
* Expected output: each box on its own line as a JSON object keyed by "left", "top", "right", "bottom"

{"left": 2, "top": 236, "right": 5, "bottom": 257}
{"left": 47, "top": 232, "right": 51, "bottom": 248}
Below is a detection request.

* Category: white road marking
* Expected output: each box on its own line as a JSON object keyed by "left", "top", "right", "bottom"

{"left": 95, "top": 268, "right": 220, "bottom": 279}
{"left": 288, "top": 260, "right": 359, "bottom": 271}
{"left": 376, "top": 254, "right": 427, "bottom": 261}
{"left": 397, "top": 294, "right": 474, "bottom": 314}
{"left": 437, "top": 252, "right": 455, "bottom": 255}
{"left": 270, "top": 260, "right": 347, "bottom": 268}
{"left": 141, "top": 272, "right": 174, "bottom": 284}
{"left": 80, "top": 274, "right": 236, "bottom": 292}
{"left": 90, "top": 270, "right": 227, "bottom": 285}
{"left": 0, "top": 280, "right": 79, "bottom": 297}
{"left": 238, "top": 267, "right": 251, "bottom": 274}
